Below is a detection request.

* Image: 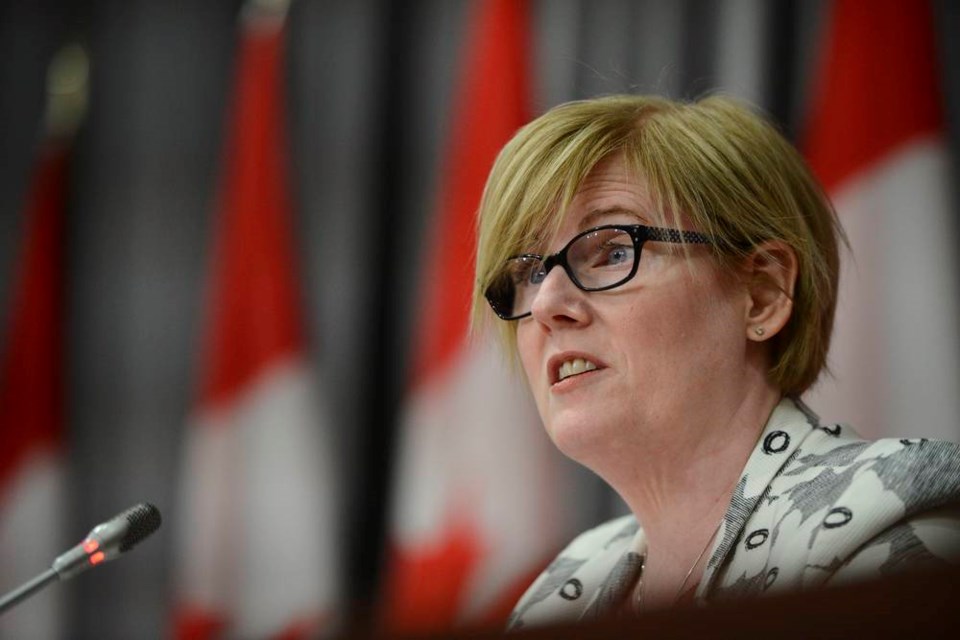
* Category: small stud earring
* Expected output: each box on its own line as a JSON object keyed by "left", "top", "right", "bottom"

{"left": 754, "top": 327, "right": 765, "bottom": 337}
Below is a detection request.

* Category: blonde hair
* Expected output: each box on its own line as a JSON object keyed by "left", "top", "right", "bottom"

{"left": 471, "top": 94, "right": 844, "bottom": 395}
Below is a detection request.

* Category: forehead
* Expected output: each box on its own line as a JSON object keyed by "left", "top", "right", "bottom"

{"left": 574, "top": 165, "right": 650, "bottom": 214}
{"left": 541, "top": 154, "right": 658, "bottom": 246}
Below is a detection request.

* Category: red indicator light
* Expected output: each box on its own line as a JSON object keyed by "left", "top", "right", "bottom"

{"left": 82, "top": 539, "right": 100, "bottom": 554}
{"left": 89, "top": 551, "right": 106, "bottom": 565}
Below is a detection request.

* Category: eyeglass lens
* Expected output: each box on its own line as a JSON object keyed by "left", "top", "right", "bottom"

{"left": 488, "top": 227, "right": 637, "bottom": 319}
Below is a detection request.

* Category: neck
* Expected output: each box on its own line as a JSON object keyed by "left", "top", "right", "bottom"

{"left": 586, "top": 376, "right": 782, "bottom": 604}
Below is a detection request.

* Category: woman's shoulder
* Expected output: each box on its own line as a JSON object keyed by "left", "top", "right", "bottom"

{"left": 827, "top": 502, "right": 960, "bottom": 587}
{"left": 506, "top": 515, "right": 638, "bottom": 629}
{"left": 707, "top": 408, "right": 960, "bottom": 600}
{"left": 774, "top": 417, "right": 960, "bottom": 560}
{"left": 782, "top": 427, "right": 960, "bottom": 517}
{"left": 767, "top": 398, "right": 960, "bottom": 512}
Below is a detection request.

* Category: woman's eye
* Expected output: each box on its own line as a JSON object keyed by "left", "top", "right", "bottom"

{"left": 508, "top": 258, "right": 545, "bottom": 285}
{"left": 595, "top": 243, "right": 633, "bottom": 267}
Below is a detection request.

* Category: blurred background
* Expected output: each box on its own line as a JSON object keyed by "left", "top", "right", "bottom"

{"left": 1, "top": 0, "right": 959, "bottom": 637}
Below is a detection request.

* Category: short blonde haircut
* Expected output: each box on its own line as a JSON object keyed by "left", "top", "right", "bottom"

{"left": 471, "top": 94, "right": 844, "bottom": 396}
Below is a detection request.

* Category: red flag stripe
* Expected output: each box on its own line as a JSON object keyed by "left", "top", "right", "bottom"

{"left": 174, "top": 11, "right": 332, "bottom": 638}
{"left": 409, "top": 0, "right": 529, "bottom": 390}
{"left": 171, "top": 609, "right": 227, "bottom": 640}
{"left": 0, "top": 144, "right": 66, "bottom": 491}
{"left": 384, "top": 0, "right": 533, "bottom": 631}
{"left": 199, "top": 20, "right": 302, "bottom": 410}
{"left": 383, "top": 514, "right": 484, "bottom": 631}
{"left": 174, "top": 609, "right": 319, "bottom": 640}
{"left": 803, "top": 0, "right": 943, "bottom": 192}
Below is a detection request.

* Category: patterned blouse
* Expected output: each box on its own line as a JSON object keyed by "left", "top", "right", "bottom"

{"left": 508, "top": 397, "right": 960, "bottom": 630}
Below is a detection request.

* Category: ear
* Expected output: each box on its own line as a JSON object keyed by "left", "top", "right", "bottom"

{"left": 742, "top": 240, "right": 798, "bottom": 342}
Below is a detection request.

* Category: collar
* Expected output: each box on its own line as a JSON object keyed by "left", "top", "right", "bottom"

{"left": 697, "top": 396, "right": 820, "bottom": 596}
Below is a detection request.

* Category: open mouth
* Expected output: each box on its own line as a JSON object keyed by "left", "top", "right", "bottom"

{"left": 553, "top": 357, "right": 600, "bottom": 384}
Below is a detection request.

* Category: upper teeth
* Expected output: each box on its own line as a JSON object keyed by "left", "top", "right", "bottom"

{"left": 558, "top": 358, "right": 598, "bottom": 381}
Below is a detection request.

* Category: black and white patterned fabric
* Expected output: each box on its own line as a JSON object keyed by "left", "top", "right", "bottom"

{"left": 507, "top": 398, "right": 960, "bottom": 630}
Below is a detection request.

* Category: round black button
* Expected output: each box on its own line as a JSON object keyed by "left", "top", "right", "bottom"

{"left": 763, "top": 431, "right": 790, "bottom": 454}
{"left": 823, "top": 506, "right": 853, "bottom": 529}
{"left": 745, "top": 529, "right": 769, "bottom": 550}
{"left": 559, "top": 578, "right": 583, "bottom": 601}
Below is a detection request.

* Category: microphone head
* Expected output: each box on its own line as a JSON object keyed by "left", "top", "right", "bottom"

{"left": 54, "top": 502, "right": 163, "bottom": 580}
{"left": 119, "top": 503, "right": 162, "bottom": 553}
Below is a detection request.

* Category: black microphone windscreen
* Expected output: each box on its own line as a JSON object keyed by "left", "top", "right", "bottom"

{"left": 119, "top": 503, "right": 162, "bottom": 552}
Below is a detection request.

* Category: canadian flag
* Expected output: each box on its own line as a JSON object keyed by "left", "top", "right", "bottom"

{"left": 382, "top": 0, "right": 588, "bottom": 632}
{"left": 803, "top": 0, "right": 960, "bottom": 441}
{"left": 0, "top": 142, "right": 68, "bottom": 639}
{"left": 172, "top": 6, "right": 339, "bottom": 638}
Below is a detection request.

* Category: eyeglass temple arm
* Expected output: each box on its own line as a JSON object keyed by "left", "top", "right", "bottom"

{"left": 642, "top": 226, "right": 712, "bottom": 244}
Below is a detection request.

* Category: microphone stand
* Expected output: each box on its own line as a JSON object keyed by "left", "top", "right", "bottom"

{"left": 0, "top": 568, "right": 59, "bottom": 615}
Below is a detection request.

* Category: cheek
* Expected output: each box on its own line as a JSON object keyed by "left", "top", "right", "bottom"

{"left": 620, "top": 277, "right": 743, "bottom": 378}
{"left": 516, "top": 324, "right": 556, "bottom": 430}
{"left": 618, "top": 295, "right": 690, "bottom": 376}
{"left": 516, "top": 323, "right": 544, "bottom": 390}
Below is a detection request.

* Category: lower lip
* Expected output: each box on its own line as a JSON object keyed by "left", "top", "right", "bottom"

{"left": 550, "top": 368, "right": 605, "bottom": 394}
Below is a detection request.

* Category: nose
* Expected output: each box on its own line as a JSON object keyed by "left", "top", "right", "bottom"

{"left": 528, "top": 263, "right": 590, "bottom": 330}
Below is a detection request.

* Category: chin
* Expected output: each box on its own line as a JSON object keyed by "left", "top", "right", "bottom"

{"left": 545, "top": 411, "right": 617, "bottom": 465}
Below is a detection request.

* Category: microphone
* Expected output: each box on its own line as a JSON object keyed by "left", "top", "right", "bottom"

{"left": 0, "top": 503, "right": 161, "bottom": 615}
{"left": 52, "top": 502, "right": 162, "bottom": 579}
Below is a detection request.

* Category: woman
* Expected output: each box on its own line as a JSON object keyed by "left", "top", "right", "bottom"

{"left": 471, "top": 95, "right": 960, "bottom": 628}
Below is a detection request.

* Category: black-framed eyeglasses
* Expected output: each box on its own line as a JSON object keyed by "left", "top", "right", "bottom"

{"left": 484, "top": 224, "right": 712, "bottom": 320}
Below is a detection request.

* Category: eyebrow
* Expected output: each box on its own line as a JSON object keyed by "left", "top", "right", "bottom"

{"left": 578, "top": 206, "right": 646, "bottom": 231}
